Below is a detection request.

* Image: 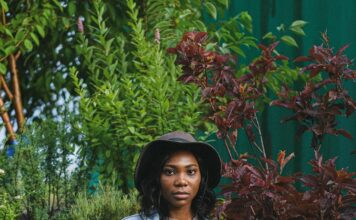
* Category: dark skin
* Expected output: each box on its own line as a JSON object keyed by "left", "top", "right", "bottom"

{"left": 160, "top": 150, "right": 201, "bottom": 220}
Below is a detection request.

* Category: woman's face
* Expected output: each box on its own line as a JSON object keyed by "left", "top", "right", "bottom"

{"left": 160, "top": 150, "right": 201, "bottom": 209}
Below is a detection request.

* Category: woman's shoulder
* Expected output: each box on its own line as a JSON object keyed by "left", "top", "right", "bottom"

{"left": 121, "top": 211, "right": 159, "bottom": 220}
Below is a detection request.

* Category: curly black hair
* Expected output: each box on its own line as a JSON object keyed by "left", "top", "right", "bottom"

{"left": 139, "top": 146, "right": 216, "bottom": 219}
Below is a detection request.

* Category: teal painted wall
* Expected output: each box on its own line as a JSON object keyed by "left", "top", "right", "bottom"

{"left": 208, "top": 0, "right": 356, "bottom": 174}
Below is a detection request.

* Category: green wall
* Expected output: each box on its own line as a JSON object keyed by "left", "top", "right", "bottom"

{"left": 209, "top": 0, "right": 356, "bottom": 174}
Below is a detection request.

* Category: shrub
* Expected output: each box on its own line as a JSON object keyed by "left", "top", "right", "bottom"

{"left": 169, "top": 32, "right": 356, "bottom": 219}
{"left": 71, "top": 0, "right": 207, "bottom": 192}
{"left": 0, "top": 116, "right": 77, "bottom": 219}
{"left": 70, "top": 185, "right": 139, "bottom": 220}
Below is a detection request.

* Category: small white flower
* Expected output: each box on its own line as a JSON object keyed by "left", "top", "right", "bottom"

{"left": 14, "top": 195, "right": 22, "bottom": 200}
{"left": 0, "top": 169, "right": 5, "bottom": 175}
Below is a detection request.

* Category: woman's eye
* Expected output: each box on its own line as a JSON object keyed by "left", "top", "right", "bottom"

{"left": 163, "top": 169, "right": 174, "bottom": 176}
{"left": 187, "top": 169, "right": 197, "bottom": 176}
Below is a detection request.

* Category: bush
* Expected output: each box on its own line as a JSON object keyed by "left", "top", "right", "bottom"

{"left": 70, "top": 185, "right": 139, "bottom": 220}
{"left": 169, "top": 32, "right": 356, "bottom": 219}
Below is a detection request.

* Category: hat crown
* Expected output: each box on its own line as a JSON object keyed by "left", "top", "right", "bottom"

{"left": 157, "top": 131, "right": 196, "bottom": 142}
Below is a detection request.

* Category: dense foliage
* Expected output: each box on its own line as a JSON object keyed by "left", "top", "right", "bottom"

{"left": 169, "top": 31, "right": 356, "bottom": 219}
{"left": 0, "top": 0, "right": 355, "bottom": 219}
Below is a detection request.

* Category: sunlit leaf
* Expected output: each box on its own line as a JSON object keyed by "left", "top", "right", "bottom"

{"left": 281, "top": 35, "right": 298, "bottom": 47}
{"left": 290, "top": 20, "right": 308, "bottom": 28}
{"left": 68, "top": 1, "right": 76, "bottom": 15}
{"left": 263, "top": 32, "right": 275, "bottom": 39}
{"left": 0, "top": 0, "right": 9, "bottom": 12}
{"left": 217, "top": 0, "right": 229, "bottom": 8}
{"left": 15, "top": 29, "right": 26, "bottom": 42}
{"left": 289, "top": 27, "right": 305, "bottom": 36}
{"left": 204, "top": 2, "right": 217, "bottom": 20}
{"left": 0, "top": 63, "right": 7, "bottom": 74}
{"left": 24, "top": 39, "right": 33, "bottom": 51}
{"left": 36, "top": 25, "right": 45, "bottom": 38}
{"left": 30, "top": 33, "right": 39, "bottom": 46}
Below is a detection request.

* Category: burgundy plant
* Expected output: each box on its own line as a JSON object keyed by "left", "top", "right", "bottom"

{"left": 168, "top": 32, "right": 356, "bottom": 219}
{"left": 271, "top": 33, "right": 356, "bottom": 150}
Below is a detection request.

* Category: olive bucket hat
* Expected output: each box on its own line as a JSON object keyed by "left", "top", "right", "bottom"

{"left": 134, "top": 131, "right": 222, "bottom": 192}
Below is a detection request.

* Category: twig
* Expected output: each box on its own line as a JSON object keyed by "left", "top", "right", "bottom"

{"left": 223, "top": 138, "right": 234, "bottom": 161}
{"left": 253, "top": 113, "right": 269, "bottom": 171}
{"left": 0, "top": 75, "right": 14, "bottom": 100}
{"left": 227, "top": 132, "right": 239, "bottom": 158}
{"left": 1, "top": 8, "right": 5, "bottom": 25}
{"left": 0, "top": 97, "right": 16, "bottom": 141}
{"left": 253, "top": 114, "right": 267, "bottom": 159}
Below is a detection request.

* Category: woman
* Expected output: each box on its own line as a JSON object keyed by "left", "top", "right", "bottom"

{"left": 123, "top": 131, "right": 221, "bottom": 220}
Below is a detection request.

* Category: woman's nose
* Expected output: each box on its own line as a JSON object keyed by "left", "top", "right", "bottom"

{"left": 174, "top": 173, "right": 188, "bottom": 186}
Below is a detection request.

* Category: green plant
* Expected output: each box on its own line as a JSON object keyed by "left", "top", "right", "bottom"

{"left": 70, "top": 185, "right": 139, "bottom": 220}
{"left": 0, "top": 192, "right": 20, "bottom": 220}
{"left": 0, "top": 168, "right": 21, "bottom": 220}
{"left": 71, "top": 0, "right": 206, "bottom": 192}
{"left": 0, "top": 115, "right": 77, "bottom": 219}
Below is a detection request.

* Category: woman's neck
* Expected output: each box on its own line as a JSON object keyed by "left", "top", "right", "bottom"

{"left": 167, "top": 206, "right": 194, "bottom": 220}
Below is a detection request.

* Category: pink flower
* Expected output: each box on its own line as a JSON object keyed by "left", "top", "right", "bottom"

{"left": 77, "top": 17, "right": 84, "bottom": 33}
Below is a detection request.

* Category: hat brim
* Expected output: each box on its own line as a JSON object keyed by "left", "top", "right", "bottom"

{"left": 134, "top": 139, "right": 221, "bottom": 192}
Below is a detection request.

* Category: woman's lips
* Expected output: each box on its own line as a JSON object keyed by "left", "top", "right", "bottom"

{"left": 172, "top": 192, "right": 190, "bottom": 199}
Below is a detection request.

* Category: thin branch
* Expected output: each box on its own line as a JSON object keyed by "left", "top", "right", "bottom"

{"left": 1, "top": 8, "right": 5, "bottom": 25}
{"left": 253, "top": 114, "right": 267, "bottom": 159}
{"left": 15, "top": 51, "right": 21, "bottom": 60}
{"left": 0, "top": 75, "right": 14, "bottom": 100}
{"left": 227, "top": 132, "right": 239, "bottom": 158}
{"left": 223, "top": 138, "right": 234, "bottom": 161}
{"left": 0, "top": 97, "right": 16, "bottom": 141}
{"left": 8, "top": 54, "right": 25, "bottom": 132}
{"left": 253, "top": 114, "right": 269, "bottom": 171}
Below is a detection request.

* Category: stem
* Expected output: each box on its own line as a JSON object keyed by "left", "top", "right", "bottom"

{"left": 8, "top": 54, "right": 25, "bottom": 132}
{"left": 1, "top": 8, "right": 5, "bottom": 25}
{"left": 0, "top": 75, "right": 14, "bottom": 100}
{"left": 227, "top": 132, "right": 239, "bottom": 158}
{"left": 253, "top": 114, "right": 267, "bottom": 159}
{"left": 223, "top": 138, "right": 234, "bottom": 161}
{"left": 0, "top": 97, "right": 16, "bottom": 141}
{"left": 253, "top": 114, "right": 269, "bottom": 171}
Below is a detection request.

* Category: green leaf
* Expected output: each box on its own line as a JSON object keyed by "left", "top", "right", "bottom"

{"left": 263, "top": 32, "right": 275, "bottom": 40}
{"left": 193, "top": 20, "right": 207, "bottom": 31}
{"left": 289, "top": 27, "right": 305, "bottom": 36}
{"left": 105, "top": 150, "right": 111, "bottom": 158}
{"left": 30, "top": 33, "right": 39, "bottom": 46}
{"left": 15, "top": 29, "right": 26, "bottom": 42}
{"left": 0, "top": 63, "right": 7, "bottom": 74}
{"left": 62, "top": 17, "right": 70, "bottom": 29}
{"left": 230, "top": 46, "right": 246, "bottom": 58}
{"left": 24, "top": 39, "right": 33, "bottom": 51}
{"left": 204, "top": 2, "right": 217, "bottom": 20}
{"left": 281, "top": 35, "right": 298, "bottom": 47}
{"left": 0, "top": 0, "right": 9, "bottom": 12}
{"left": 205, "top": 42, "right": 217, "bottom": 51}
{"left": 178, "top": 9, "right": 192, "bottom": 19}
{"left": 68, "top": 2, "right": 76, "bottom": 15}
{"left": 217, "top": 0, "right": 229, "bottom": 8}
{"left": 3, "top": 28, "right": 13, "bottom": 38}
{"left": 276, "top": 24, "right": 285, "bottom": 32}
{"left": 107, "top": 161, "right": 113, "bottom": 173}
{"left": 36, "top": 25, "right": 45, "bottom": 38}
{"left": 52, "top": 0, "right": 63, "bottom": 12}
{"left": 4, "top": 46, "right": 16, "bottom": 56}
{"left": 290, "top": 20, "right": 308, "bottom": 28}
{"left": 128, "top": 126, "right": 135, "bottom": 134}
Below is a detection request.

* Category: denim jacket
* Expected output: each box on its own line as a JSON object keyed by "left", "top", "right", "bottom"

{"left": 122, "top": 211, "right": 207, "bottom": 220}
{"left": 122, "top": 211, "right": 159, "bottom": 220}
